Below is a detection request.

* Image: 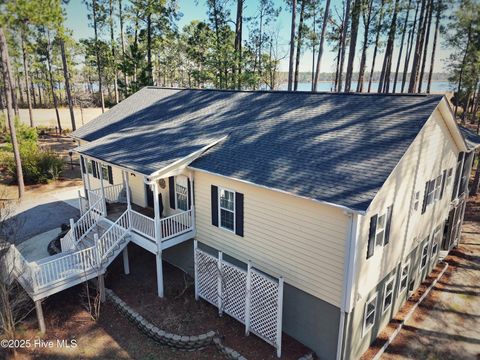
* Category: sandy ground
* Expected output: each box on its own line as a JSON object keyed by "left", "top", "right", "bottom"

{"left": 12, "top": 107, "right": 105, "bottom": 130}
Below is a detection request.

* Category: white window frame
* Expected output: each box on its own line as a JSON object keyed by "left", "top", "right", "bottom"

{"left": 431, "top": 242, "right": 439, "bottom": 259}
{"left": 101, "top": 164, "right": 110, "bottom": 183}
{"left": 363, "top": 294, "right": 377, "bottom": 337}
{"left": 434, "top": 175, "right": 443, "bottom": 201}
{"left": 399, "top": 261, "right": 410, "bottom": 295}
{"left": 218, "top": 187, "right": 236, "bottom": 233}
{"left": 375, "top": 213, "right": 387, "bottom": 246}
{"left": 445, "top": 168, "right": 453, "bottom": 189}
{"left": 383, "top": 277, "right": 395, "bottom": 314}
{"left": 413, "top": 191, "right": 420, "bottom": 211}
{"left": 175, "top": 176, "right": 189, "bottom": 211}
{"left": 87, "top": 160, "right": 93, "bottom": 174}
{"left": 420, "top": 241, "right": 429, "bottom": 272}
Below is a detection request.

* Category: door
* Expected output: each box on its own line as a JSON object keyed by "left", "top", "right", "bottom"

{"left": 145, "top": 184, "right": 164, "bottom": 217}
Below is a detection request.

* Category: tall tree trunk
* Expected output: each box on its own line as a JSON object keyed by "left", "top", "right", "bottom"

{"left": 378, "top": 0, "right": 400, "bottom": 93}
{"left": 356, "top": 0, "right": 373, "bottom": 92}
{"left": 401, "top": 0, "right": 419, "bottom": 93}
{"left": 418, "top": 0, "right": 433, "bottom": 92}
{"left": 109, "top": 0, "right": 119, "bottom": 103}
{"left": 313, "top": 0, "right": 331, "bottom": 91}
{"left": 454, "top": 25, "right": 472, "bottom": 117}
{"left": 393, "top": 0, "right": 412, "bottom": 93}
{"left": 426, "top": 0, "right": 441, "bottom": 93}
{"left": 60, "top": 39, "right": 76, "bottom": 131}
{"left": 92, "top": 0, "right": 105, "bottom": 112}
{"left": 30, "top": 74, "right": 36, "bottom": 107}
{"left": 338, "top": 0, "right": 352, "bottom": 91}
{"left": 21, "top": 31, "right": 34, "bottom": 127}
{"left": 0, "top": 27, "right": 25, "bottom": 199}
{"left": 408, "top": 0, "right": 427, "bottom": 93}
{"left": 345, "top": 0, "right": 362, "bottom": 92}
{"left": 146, "top": 12, "right": 153, "bottom": 85}
{"left": 294, "top": 0, "right": 306, "bottom": 91}
{"left": 368, "top": 0, "right": 386, "bottom": 92}
{"left": 234, "top": 0, "right": 243, "bottom": 90}
{"left": 288, "top": 0, "right": 297, "bottom": 91}
{"left": 118, "top": 0, "right": 128, "bottom": 91}
{"left": 45, "top": 31, "right": 61, "bottom": 132}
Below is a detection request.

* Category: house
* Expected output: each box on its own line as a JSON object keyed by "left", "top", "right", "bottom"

{"left": 7, "top": 87, "right": 480, "bottom": 359}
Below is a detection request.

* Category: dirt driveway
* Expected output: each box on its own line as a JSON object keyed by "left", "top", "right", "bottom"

{"left": 381, "top": 220, "right": 480, "bottom": 360}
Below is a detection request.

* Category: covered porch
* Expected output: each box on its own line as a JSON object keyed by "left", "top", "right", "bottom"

{"left": 77, "top": 153, "right": 196, "bottom": 298}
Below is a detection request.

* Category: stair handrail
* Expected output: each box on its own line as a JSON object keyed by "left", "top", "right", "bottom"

{"left": 72, "top": 197, "right": 103, "bottom": 243}
{"left": 8, "top": 245, "right": 38, "bottom": 290}
{"left": 96, "top": 209, "right": 130, "bottom": 261}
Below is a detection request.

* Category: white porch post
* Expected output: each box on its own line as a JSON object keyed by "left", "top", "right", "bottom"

{"left": 84, "top": 156, "right": 92, "bottom": 207}
{"left": 98, "top": 274, "right": 106, "bottom": 303}
{"left": 153, "top": 181, "right": 164, "bottom": 297}
{"left": 123, "top": 247, "right": 130, "bottom": 275}
{"left": 123, "top": 171, "right": 132, "bottom": 227}
{"left": 98, "top": 162, "right": 107, "bottom": 215}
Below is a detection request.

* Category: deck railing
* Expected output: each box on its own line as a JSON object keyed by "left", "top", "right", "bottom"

{"left": 33, "top": 246, "right": 98, "bottom": 289}
{"left": 90, "top": 184, "right": 126, "bottom": 204}
{"left": 130, "top": 209, "right": 155, "bottom": 240}
{"left": 160, "top": 209, "right": 194, "bottom": 241}
{"left": 8, "top": 246, "right": 38, "bottom": 290}
{"left": 73, "top": 198, "right": 103, "bottom": 244}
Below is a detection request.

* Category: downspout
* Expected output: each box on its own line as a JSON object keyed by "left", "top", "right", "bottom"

{"left": 337, "top": 211, "right": 361, "bottom": 360}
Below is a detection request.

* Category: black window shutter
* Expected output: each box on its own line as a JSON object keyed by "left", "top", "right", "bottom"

{"left": 439, "top": 170, "right": 447, "bottom": 199}
{"left": 367, "top": 215, "right": 377, "bottom": 259}
{"left": 92, "top": 160, "right": 98, "bottom": 178}
{"left": 80, "top": 156, "right": 86, "bottom": 174}
{"left": 169, "top": 176, "right": 176, "bottom": 209}
{"left": 187, "top": 179, "right": 192, "bottom": 209}
{"left": 108, "top": 166, "right": 113, "bottom": 185}
{"left": 235, "top": 192, "right": 244, "bottom": 237}
{"left": 211, "top": 185, "right": 218, "bottom": 227}
{"left": 384, "top": 205, "right": 393, "bottom": 245}
{"left": 421, "top": 181, "right": 430, "bottom": 214}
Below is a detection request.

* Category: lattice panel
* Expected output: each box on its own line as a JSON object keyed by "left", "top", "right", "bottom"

{"left": 250, "top": 269, "right": 280, "bottom": 346}
{"left": 221, "top": 262, "right": 247, "bottom": 322}
{"left": 195, "top": 250, "right": 218, "bottom": 306}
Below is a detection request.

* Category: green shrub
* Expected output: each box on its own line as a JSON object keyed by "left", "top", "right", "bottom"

{"left": 3, "top": 142, "right": 64, "bottom": 184}
{"left": 4, "top": 118, "right": 38, "bottom": 144}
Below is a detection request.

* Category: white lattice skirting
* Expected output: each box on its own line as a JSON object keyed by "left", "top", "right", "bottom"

{"left": 194, "top": 241, "right": 284, "bottom": 358}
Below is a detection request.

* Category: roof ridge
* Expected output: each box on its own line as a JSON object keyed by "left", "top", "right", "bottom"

{"left": 144, "top": 86, "right": 442, "bottom": 98}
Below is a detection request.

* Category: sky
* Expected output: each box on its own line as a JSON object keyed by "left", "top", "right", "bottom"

{"left": 64, "top": 0, "right": 454, "bottom": 75}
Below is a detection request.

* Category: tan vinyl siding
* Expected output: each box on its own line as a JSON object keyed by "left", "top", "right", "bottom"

{"left": 193, "top": 170, "right": 349, "bottom": 307}
{"left": 354, "top": 107, "right": 460, "bottom": 298}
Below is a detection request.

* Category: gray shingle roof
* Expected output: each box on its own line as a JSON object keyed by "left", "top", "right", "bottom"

{"left": 72, "top": 87, "right": 444, "bottom": 212}
{"left": 458, "top": 125, "right": 480, "bottom": 150}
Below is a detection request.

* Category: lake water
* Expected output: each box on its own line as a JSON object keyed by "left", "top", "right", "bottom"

{"left": 279, "top": 81, "right": 453, "bottom": 93}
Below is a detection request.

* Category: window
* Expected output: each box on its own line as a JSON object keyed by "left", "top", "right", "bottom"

{"left": 375, "top": 214, "right": 386, "bottom": 246}
{"left": 425, "top": 181, "right": 436, "bottom": 207}
{"left": 101, "top": 165, "right": 109, "bottom": 181}
{"left": 175, "top": 176, "right": 188, "bottom": 211}
{"left": 87, "top": 160, "right": 93, "bottom": 174}
{"left": 383, "top": 278, "right": 395, "bottom": 314}
{"left": 399, "top": 262, "right": 410, "bottom": 294}
{"left": 434, "top": 175, "right": 443, "bottom": 200}
{"left": 219, "top": 188, "right": 235, "bottom": 232}
{"left": 413, "top": 191, "right": 420, "bottom": 211}
{"left": 445, "top": 168, "right": 453, "bottom": 188}
{"left": 420, "top": 241, "right": 429, "bottom": 271}
{"left": 363, "top": 295, "right": 377, "bottom": 336}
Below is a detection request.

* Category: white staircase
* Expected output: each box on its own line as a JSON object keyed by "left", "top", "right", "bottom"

{"left": 7, "top": 200, "right": 131, "bottom": 302}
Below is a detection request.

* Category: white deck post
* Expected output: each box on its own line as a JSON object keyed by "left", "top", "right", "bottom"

{"left": 153, "top": 181, "right": 164, "bottom": 297}
{"left": 188, "top": 172, "right": 195, "bottom": 230}
{"left": 77, "top": 190, "right": 83, "bottom": 213}
{"left": 98, "top": 162, "right": 107, "bottom": 216}
{"left": 276, "top": 277, "right": 284, "bottom": 358}
{"left": 69, "top": 218, "right": 76, "bottom": 242}
{"left": 123, "top": 171, "right": 132, "bottom": 227}
{"left": 35, "top": 300, "right": 46, "bottom": 334}
{"left": 245, "top": 261, "right": 252, "bottom": 336}
{"left": 194, "top": 240, "right": 199, "bottom": 300}
{"left": 85, "top": 157, "right": 92, "bottom": 207}
{"left": 122, "top": 247, "right": 130, "bottom": 275}
{"left": 217, "top": 251, "right": 223, "bottom": 316}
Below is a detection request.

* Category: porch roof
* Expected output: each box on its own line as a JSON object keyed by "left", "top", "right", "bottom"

{"left": 458, "top": 125, "right": 480, "bottom": 150}
{"left": 72, "top": 87, "right": 444, "bottom": 212}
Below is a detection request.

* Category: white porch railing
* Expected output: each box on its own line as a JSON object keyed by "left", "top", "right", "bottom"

{"left": 160, "top": 209, "right": 194, "bottom": 241}
{"left": 90, "top": 184, "right": 126, "bottom": 204}
{"left": 130, "top": 210, "right": 155, "bottom": 240}
{"left": 60, "top": 228, "right": 76, "bottom": 252}
{"left": 7, "top": 246, "right": 38, "bottom": 290}
{"left": 73, "top": 198, "right": 103, "bottom": 244}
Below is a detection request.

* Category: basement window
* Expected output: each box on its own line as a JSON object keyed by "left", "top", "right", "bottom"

{"left": 383, "top": 278, "right": 395, "bottom": 314}
{"left": 420, "top": 241, "right": 429, "bottom": 271}
{"left": 219, "top": 188, "right": 235, "bottom": 232}
{"left": 399, "top": 262, "right": 410, "bottom": 294}
{"left": 363, "top": 295, "right": 377, "bottom": 336}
